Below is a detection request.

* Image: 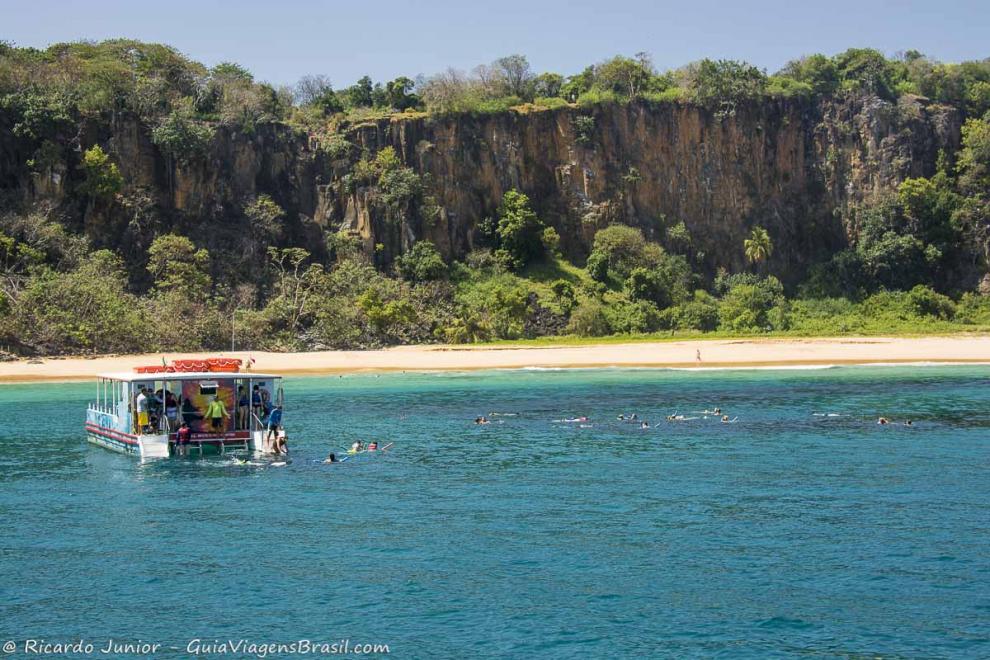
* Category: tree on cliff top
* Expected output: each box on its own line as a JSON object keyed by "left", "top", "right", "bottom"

{"left": 491, "top": 55, "right": 534, "bottom": 99}
{"left": 833, "top": 48, "right": 899, "bottom": 99}
{"left": 294, "top": 75, "right": 344, "bottom": 116}
{"left": 594, "top": 54, "right": 655, "bottom": 97}
{"left": 779, "top": 54, "right": 840, "bottom": 96}
{"left": 690, "top": 59, "right": 767, "bottom": 114}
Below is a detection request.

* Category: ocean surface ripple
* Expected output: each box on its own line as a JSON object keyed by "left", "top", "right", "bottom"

{"left": 0, "top": 366, "right": 987, "bottom": 658}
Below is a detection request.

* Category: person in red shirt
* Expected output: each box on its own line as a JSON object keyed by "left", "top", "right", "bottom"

{"left": 175, "top": 422, "right": 191, "bottom": 457}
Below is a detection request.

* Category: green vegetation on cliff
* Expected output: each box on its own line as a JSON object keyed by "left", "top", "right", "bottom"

{"left": 1, "top": 40, "right": 990, "bottom": 355}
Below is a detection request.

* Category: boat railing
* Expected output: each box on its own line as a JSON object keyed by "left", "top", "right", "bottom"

{"left": 86, "top": 406, "right": 119, "bottom": 429}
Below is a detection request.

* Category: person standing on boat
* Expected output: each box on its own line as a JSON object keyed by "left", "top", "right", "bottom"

{"left": 260, "top": 385, "right": 272, "bottom": 415}
{"left": 135, "top": 386, "right": 150, "bottom": 434}
{"left": 204, "top": 395, "right": 230, "bottom": 435}
{"left": 237, "top": 385, "right": 250, "bottom": 430}
{"left": 251, "top": 385, "right": 263, "bottom": 422}
{"left": 266, "top": 404, "right": 284, "bottom": 453}
{"left": 164, "top": 389, "right": 178, "bottom": 428}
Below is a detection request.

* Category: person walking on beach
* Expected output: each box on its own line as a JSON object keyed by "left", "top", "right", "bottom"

{"left": 696, "top": 349, "right": 702, "bottom": 364}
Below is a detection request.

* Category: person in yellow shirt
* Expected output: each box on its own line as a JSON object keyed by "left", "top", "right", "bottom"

{"left": 204, "top": 395, "right": 229, "bottom": 434}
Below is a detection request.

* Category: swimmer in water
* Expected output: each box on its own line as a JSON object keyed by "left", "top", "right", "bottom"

{"left": 641, "top": 421, "right": 650, "bottom": 429}
{"left": 475, "top": 416, "right": 490, "bottom": 425}
{"left": 367, "top": 441, "right": 379, "bottom": 451}
{"left": 877, "top": 417, "right": 889, "bottom": 425}
{"left": 349, "top": 440, "right": 363, "bottom": 454}
{"left": 903, "top": 420, "right": 913, "bottom": 426}
{"left": 323, "top": 452, "right": 337, "bottom": 463}
{"left": 721, "top": 415, "right": 730, "bottom": 423}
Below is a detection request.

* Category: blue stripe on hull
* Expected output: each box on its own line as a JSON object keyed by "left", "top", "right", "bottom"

{"left": 87, "top": 432, "right": 140, "bottom": 455}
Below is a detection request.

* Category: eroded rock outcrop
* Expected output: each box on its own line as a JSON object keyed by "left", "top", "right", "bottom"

{"left": 1, "top": 94, "right": 960, "bottom": 287}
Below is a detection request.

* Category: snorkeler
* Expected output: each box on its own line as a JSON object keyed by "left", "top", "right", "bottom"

{"left": 272, "top": 432, "right": 288, "bottom": 456}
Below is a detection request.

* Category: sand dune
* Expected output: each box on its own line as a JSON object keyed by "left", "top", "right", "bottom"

{"left": 2, "top": 335, "right": 989, "bottom": 382}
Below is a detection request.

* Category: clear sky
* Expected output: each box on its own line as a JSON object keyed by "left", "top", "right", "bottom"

{"left": 4, "top": 0, "right": 988, "bottom": 88}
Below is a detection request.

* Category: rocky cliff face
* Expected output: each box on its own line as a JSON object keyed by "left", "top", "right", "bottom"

{"left": 2, "top": 94, "right": 960, "bottom": 287}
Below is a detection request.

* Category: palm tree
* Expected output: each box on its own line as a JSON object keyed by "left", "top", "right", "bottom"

{"left": 744, "top": 226, "right": 773, "bottom": 271}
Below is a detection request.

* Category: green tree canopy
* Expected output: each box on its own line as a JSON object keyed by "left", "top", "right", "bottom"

{"left": 494, "top": 190, "right": 547, "bottom": 270}
{"left": 147, "top": 234, "right": 212, "bottom": 296}
{"left": 586, "top": 224, "right": 664, "bottom": 282}
{"left": 77, "top": 145, "right": 123, "bottom": 198}
{"left": 744, "top": 226, "right": 773, "bottom": 267}
{"left": 397, "top": 240, "right": 447, "bottom": 282}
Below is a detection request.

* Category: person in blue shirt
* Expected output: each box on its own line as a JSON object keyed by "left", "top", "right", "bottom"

{"left": 251, "top": 385, "right": 263, "bottom": 421}
{"left": 267, "top": 404, "right": 285, "bottom": 454}
{"left": 237, "top": 385, "right": 250, "bottom": 429}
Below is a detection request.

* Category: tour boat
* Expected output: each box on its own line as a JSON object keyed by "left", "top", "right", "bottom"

{"left": 85, "top": 358, "right": 286, "bottom": 458}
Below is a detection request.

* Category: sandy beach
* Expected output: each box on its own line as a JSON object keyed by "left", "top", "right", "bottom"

{"left": 1, "top": 335, "right": 989, "bottom": 382}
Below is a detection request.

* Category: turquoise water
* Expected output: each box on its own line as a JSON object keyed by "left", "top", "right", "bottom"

{"left": 0, "top": 366, "right": 988, "bottom": 658}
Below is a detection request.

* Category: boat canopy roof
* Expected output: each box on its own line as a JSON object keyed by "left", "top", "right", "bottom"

{"left": 96, "top": 372, "right": 282, "bottom": 382}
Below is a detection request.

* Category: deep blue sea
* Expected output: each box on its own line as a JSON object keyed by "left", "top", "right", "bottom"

{"left": 0, "top": 366, "right": 988, "bottom": 658}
